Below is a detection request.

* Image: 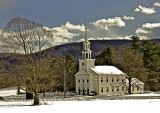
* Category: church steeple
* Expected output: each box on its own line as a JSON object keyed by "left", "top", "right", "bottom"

{"left": 79, "top": 20, "right": 95, "bottom": 72}
{"left": 82, "top": 21, "right": 91, "bottom": 59}
{"left": 85, "top": 23, "right": 88, "bottom": 42}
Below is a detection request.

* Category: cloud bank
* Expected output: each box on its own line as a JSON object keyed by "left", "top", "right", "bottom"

{"left": 134, "top": 5, "right": 156, "bottom": 15}
{"left": 136, "top": 23, "right": 160, "bottom": 39}
{"left": 92, "top": 17, "right": 125, "bottom": 30}
{"left": 42, "top": 22, "right": 85, "bottom": 45}
{"left": 62, "top": 22, "right": 85, "bottom": 31}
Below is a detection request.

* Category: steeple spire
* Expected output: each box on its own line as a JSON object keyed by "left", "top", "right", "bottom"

{"left": 85, "top": 19, "right": 88, "bottom": 42}
{"left": 82, "top": 19, "right": 91, "bottom": 59}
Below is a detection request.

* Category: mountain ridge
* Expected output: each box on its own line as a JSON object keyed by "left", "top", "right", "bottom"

{"left": 42, "top": 39, "right": 160, "bottom": 61}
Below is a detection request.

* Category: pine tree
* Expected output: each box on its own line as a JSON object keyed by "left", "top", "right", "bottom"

{"left": 139, "top": 40, "right": 160, "bottom": 91}
{"left": 130, "top": 36, "right": 140, "bottom": 51}
{"left": 95, "top": 46, "right": 116, "bottom": 66}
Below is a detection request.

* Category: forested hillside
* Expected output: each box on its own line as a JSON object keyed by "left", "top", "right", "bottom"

{"left": 42, "top": 39, "right": 160, "bottom": 61}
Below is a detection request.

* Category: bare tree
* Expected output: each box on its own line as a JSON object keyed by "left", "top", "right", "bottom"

{"left": 51, "top": 53, "right": 77, "bottom": 98}
{"left": 0, "top": 17, "right": 53, "bottom": 105}
{"left": 115, "top": 46, "right": 148, "bottom": 94}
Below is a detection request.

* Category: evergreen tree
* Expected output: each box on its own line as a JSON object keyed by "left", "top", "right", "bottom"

{"left": 130, "top": 36, "right": 140, "bottom": 51}
{"left": 139, "top": 40, "right": 160, "bottom": 91}
{"left": 95, "top": 46, "right": 115, "bottom": 66}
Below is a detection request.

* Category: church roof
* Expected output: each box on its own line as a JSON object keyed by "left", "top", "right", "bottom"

{"left": 75, "top": 69, "right": 91, "bottom": 76}
{"left": 91, "top": 66, "right": 126, "bottom": 75}
{"left": 126, "top": 78, "right": 144, "bottom": 85}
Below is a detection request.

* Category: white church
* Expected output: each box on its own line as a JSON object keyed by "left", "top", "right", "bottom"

{"left": 75, "top": 26, "right": 144, "bottom": 96}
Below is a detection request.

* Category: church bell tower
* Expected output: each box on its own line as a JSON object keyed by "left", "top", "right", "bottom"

{"left": 79, "top": 22, "right": 95, "bottom": 72}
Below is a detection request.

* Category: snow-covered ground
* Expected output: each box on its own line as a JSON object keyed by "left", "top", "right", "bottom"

{"left": 126, "top": 92, "right": 160, "bottom": 96}
{"left": 0, "top": 99, "right": 160, "bottom": 113}
{"left": 0, "top": 87, "right": 160, "bottom": 113}
{"left": 0, "top": 87, "right": 25, "bottom": 97}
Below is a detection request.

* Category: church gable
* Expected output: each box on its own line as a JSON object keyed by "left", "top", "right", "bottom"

{"left": 75, "top": 69, "right": 91, "bottom": 76}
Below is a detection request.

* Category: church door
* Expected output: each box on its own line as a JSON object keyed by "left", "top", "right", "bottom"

{"left": 83, "top": 88, "right": 85, "bottom": 95}
{"left": 78, "top": 88, "right": 81, "bottom": 95}
{"left": 87, "top": 88, "right": 89, "bottom": 95}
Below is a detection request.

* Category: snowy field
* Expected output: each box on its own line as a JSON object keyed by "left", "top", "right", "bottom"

{"left": 0, "top": 87, "right": 160, "bottom": 113}
{"left": 0, "top": 99, "right": 160, "bottom": 113}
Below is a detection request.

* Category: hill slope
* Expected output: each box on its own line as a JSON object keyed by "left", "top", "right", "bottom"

{"left": 43, "top": 39, "right": 160, "bottom": 61}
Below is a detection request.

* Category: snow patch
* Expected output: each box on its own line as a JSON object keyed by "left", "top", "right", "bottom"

{"left": 91, "top": 66, "right": 125, "bottom": 75}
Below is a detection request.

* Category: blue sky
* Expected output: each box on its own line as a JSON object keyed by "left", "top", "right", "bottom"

{"left": 0, "top": 0, "right": 160, "bottom": 45}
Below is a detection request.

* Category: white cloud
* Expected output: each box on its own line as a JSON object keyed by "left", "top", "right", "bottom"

{"left": 97, "top": 37, "right": 112, "bottom": 40}
{"left": 88, "top": 38, "right": 95, "bottom": 40}
{"left": 54, "top": 36, "right": 69, "bottom": 43}
{"left": 117, "top": 36, "right": 131, "bottom": 40}
{"left": 142, "top": 23, "right": 160, "bottom": 29}
{"left": 136, "top": 28, "right": 151, "bottom": 34}
{"left": 50, "top": 27, "right": 79, "bottom": 39}
{"left": 134, "top": 5, "right": 156, "bottom": 15}
{"left": 123, "top": 15, "right": 135, "bottom": 20}
{"left": 92, "top": 17, "right": 125, "bottom": 30}
{"left": 62, "top": 22, "right": 85, "bottom": 31}
{"left": 89, "top": 37, "right": 112, "bottom": 40}
{"left": 136, "top": 23, "right": 160, "bottom": 39}
{"left": 154, "top": 2, "right": 160, "bottom": 7}
{"left": 48, "top": 21, "right": 85, "bottom": 44}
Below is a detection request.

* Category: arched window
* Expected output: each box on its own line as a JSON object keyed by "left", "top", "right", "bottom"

{"left": 86, "top": 53, "right": 88, "bottom": 59}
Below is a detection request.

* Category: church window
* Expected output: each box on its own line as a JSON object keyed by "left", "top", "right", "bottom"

{"left": 106, "top": 77, "right": 108, "bottom": 82}
{"left": 122, "top": 86, "right": 124, "bottom": 91}
{"left": 101, "top": 77, "right": 103, "bottom": 82}
{"left": 112, "top": 77, "right": 114, "bottom": 82}
{"left": 117, "top": 87, "right": 119, "bottom": 91}
{"left": 87, "top": 79, "right": 89, "bottom": 83}
{"left": 122, "top": 78, "right": 124, "bottom": 82}
{"left": 101, "top": 87, "right": 103, "bottom": 92}
{"left": 78, "top": 87, "right": 81, "bottom": 95}
{"left": 112, "top": 87, "right": 114, "bottom": 92}
{"left": 87, "top": 88, "right": 89, "bottom": 95}
{"left": 117, "top": 77, "right": 119, "bottom": 82}
{"left": 86, "top": 53, "right": 88, "bottom": 59}
{"left": 107, "top": 87, "right": 109, "bottom": 92}
{"left": 83, "top": 80, "right": 84, "bottom": 83}
{"left": 82, "top": 63, "right": 84, "bottom": 66}
{"left": 78, "top": 80, "right": 80, "bottom": 83}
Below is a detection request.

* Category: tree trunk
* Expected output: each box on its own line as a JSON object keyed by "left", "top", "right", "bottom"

{"left": 64, "top": 75, "right": 66, "bottom": 98}
{"left": 128, "top": 76, "right": 132, "bottom": 94}
{"left": 43, "top": 91, "right": 45, "bottom": 97}
{"left": 34, "top": 92, "right": 39, "bottom": 105}
{"left": 17, "top": 85, "right": 21, "bottom": 94}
